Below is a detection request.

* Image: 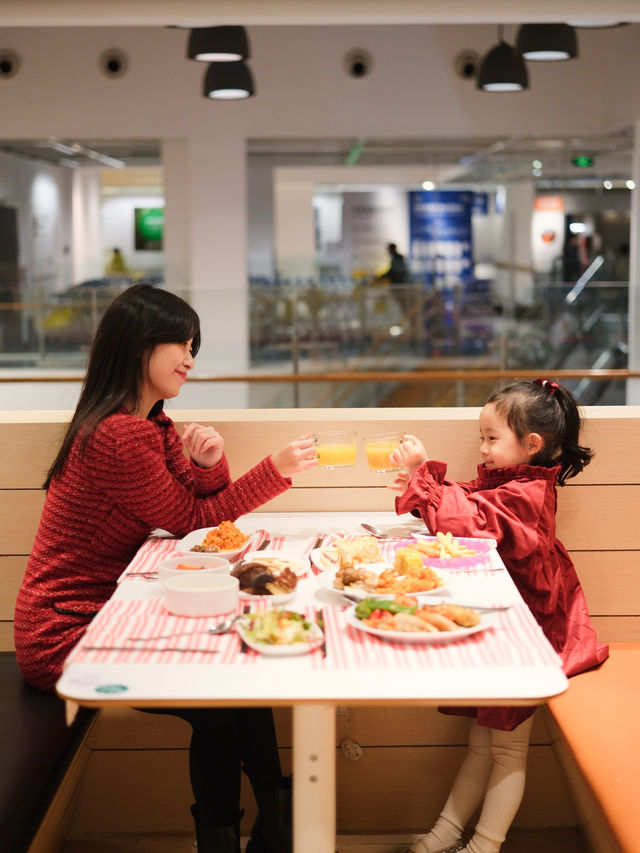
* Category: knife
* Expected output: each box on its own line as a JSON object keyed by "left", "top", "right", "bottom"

{"left": 314, "top": 611, "right": 327, "bottom": 658}
{"left": 81, "top": 645, "right": 219, "bottom": 653}
{"left": 257, "top": 538, "right": 271, "bottom": 551}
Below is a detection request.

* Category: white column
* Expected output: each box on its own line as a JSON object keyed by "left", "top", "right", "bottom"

{"left": 495, "top": 181, "right": 535, "bottom": 309}
{"left": 161, "top": 138, "right": 190, "bottom": 294}
{"left": 274, "top": 174, "right": 316, "bottom": 280}
{"left": 71, "top": 167, "right": 103, "bottom": 284}
{"left": 628, "top": 119, "right": 640, "bottom": 403}
{"left": 188, "top": 129, "right": 249, "bottom": 378}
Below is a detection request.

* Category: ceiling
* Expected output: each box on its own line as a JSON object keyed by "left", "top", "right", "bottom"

{"left": 249, "top": 133, "right": 635, "bottom": 187}
{"left": 1, "top": 131, "right": 634, "bottom": 189}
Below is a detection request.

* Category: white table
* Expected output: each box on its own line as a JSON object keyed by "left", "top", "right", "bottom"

{"left": 56, "top": 512, "right": 568, "bottom": 852}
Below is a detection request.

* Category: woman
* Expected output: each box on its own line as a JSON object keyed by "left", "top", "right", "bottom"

{"left": 15, "top": 283, "right": 318, "bottom": 852}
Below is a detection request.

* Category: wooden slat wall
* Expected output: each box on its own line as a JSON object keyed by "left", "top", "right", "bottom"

{"left": 1, "top": 406, "right": 638, "bottom": 838}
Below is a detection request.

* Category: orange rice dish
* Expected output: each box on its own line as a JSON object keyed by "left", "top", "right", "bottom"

{"left": 192, "top": 521, "right": 249, "bottom": 552}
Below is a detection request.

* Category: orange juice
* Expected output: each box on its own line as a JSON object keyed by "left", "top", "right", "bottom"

{"left": 313, "top": 430, "right": 357, "bottom": 469}
{"left": 316, "top": 443, "right": 357, "bottom": 468}
{"left": 364, "top": 434, "right": 403, "bottom": 472}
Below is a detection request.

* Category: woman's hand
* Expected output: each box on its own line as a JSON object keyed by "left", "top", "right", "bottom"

{"left": 271, "top": 433, "right": 319, "bottom": 478}
{"left": 182, "top": 422, "right": 225, "bottom": 469}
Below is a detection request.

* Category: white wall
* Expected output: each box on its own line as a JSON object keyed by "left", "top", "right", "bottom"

{"left": 1, "top": 23, "right": 640, "bottom": 368}
{"left": 0, "top": 149, "right": 73, "bottom": 294}
{"left": 101, "top": 194, "right": 164, "bottom": 275}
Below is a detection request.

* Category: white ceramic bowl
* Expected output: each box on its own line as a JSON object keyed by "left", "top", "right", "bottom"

{"left": 158, "top": 554, "right": 231, "bottom": 585}
{"left": 163, "top": 573, "right": 239, "bottom": 617}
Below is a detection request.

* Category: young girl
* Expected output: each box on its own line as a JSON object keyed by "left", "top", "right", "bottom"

{"left": 389, "top": 378, "right": 609, "bottom": 853}
{"left": 14, "top": 283, "right": 318, "bottom": 853}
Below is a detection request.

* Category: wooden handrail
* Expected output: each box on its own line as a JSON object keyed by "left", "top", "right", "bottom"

{"left": 2, "top": 369, "right": 639, "bottom": 384}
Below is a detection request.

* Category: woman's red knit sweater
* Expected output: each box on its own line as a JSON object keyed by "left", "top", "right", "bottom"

{"left": 14, "top": 411, "right": 291, "bottom": 691}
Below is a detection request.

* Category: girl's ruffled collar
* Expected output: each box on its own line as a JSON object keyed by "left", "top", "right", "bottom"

{"left": 476, "top": 463, "right": 560, "bottom": 485}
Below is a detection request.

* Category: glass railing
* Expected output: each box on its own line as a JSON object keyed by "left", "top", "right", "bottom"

{"left": 0, "top": 276, "right": 631, "bottom": 407}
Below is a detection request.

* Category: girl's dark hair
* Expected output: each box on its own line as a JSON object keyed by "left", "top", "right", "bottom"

{"left": 486, "top": 378, "right": 593, "bottom": 485}
{"left": 45, "top": 284, "right": 200, "bottom": 488}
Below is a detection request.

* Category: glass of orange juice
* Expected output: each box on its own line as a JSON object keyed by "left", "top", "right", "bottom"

{"left": 313, "top": 430, "right": 357, "bottom": 469}
{"left": 363, "top": 433, "right": 404, "bottom": 473}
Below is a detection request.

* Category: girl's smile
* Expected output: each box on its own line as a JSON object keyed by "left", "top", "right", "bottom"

{"left": 479, "top": 403, "right": 538, "bottom": 469}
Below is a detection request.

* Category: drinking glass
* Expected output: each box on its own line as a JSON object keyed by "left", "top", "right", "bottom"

{"left": 363, "top": 432, "right": 404, "bottom": 473}
{"left": 313, "top": 430, "right": 357, "bottom": 469}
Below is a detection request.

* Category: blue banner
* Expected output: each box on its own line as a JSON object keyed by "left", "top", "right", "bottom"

{"left": 408, "top": 190, "right": 473, "bottom": 286}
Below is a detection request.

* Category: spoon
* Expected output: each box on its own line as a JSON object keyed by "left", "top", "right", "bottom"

{"left": 127, "top": 613, "right": 244, "bottom": 642}
{"left": 360, "top": 523, "right": 403, "bottom": 539}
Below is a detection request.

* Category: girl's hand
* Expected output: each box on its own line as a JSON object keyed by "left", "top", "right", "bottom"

{"left": 389, "top": 434, "right": 428, "bottom": 474}
{"left": 182, "top": 422, "right": 225, "bottom": 469}
{"left": 271, "top": 433, "right": 319, "bottom": 478}
{"left": 388, "top": 469, "right": 411, "bottom": 496}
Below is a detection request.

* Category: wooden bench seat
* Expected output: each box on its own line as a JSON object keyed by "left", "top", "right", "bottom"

{"left": 0, "top": 652, "right": 97, "bottom": 853}
{"left": 544, "top": 642, "right": 640, "bottom": 853}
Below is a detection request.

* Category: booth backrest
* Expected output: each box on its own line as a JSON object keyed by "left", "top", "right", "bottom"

{"left": 2, "top": 406, "right": 639, "bottom": 649}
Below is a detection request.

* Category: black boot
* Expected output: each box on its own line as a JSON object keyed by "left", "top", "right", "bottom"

{"left": 191, "top": 804, "right": 242, "bottom": 853}
{"left": 245, "top": 779, "right": 292, "bottom": 853}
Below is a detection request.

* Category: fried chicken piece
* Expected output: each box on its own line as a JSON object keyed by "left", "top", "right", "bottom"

{"left": 430, "top": 603, "right": 481, "bottom": 628}
{"left": 415, "top": 609, "right": 458, "bottom": 631}
{"left": 333, "top": 565, "right": 376, "bottom": 590}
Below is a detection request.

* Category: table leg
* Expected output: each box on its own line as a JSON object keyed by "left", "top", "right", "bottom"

{"left": 293, "top": 704, "right": 336, "bottom": 852}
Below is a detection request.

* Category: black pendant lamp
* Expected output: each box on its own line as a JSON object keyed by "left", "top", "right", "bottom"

{"left": 477, "top": 33, "right": 529, "bottom": 92}
{"left": 516, "top": 24, "right": 578, "bottom": 61}
{"left": 203, "top": 60, "right": 255, "bottom": 99}
{"left": 188, "top": 26, "right": 249, "bottom": 62}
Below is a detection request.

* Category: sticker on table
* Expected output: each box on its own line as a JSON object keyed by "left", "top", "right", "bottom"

{"left": 95, "top": 683, "right": 129, "bottom": 694}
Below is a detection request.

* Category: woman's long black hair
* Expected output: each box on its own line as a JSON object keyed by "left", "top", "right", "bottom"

{"left": 486, "top": 378, "right": 593, "bottom": 485}
{"left": 45, "top": 284, "right": 201, "bottom": 488}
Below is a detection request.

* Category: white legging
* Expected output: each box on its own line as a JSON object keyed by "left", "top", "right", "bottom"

{"left": 409, "top": 715, "right": 534, "bottom": 853}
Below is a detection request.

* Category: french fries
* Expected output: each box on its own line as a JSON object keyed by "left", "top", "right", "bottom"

{"left": 410, "top": 531, "right": 477, "bottom": 560}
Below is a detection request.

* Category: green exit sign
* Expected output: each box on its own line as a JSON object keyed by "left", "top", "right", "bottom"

{"left": 572, "top": 155, "right": 593, "bottom": 168}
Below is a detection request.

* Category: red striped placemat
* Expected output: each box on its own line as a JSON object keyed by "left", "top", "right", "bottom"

{"left": 67, "top": 596, "right": 560, "bottom": 674}
{"left": 66, "top": 597, "right": 254, "bottom": 666}
{"left": 119, "top": 529, "right": 274, "bottom": 580}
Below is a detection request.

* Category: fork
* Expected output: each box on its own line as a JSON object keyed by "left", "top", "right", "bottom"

{"left": 126, "top": 613, "right": 244, "bottom": 642}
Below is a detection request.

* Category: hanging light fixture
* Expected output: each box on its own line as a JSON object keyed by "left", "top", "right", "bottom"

{"left": 203, "top": 60, "right": 255, "bottom": 99}
{"left": 516, "top": 24, "right": 578, "bottom": 61}
{"left": 477, "top": 27, "right": 529, "bottom": 92}
{"left": 188, "top": 26, "right": 249, "bottom": 62}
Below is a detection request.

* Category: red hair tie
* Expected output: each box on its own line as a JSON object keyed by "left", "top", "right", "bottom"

{"left": 534, "top": 378, "right": 559, "bottom": 395}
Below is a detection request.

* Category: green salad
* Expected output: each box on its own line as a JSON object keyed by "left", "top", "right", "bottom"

{"left": 354, "top": 597, "right": 415, "bottom": 619}
{"left": 242, "top": 610, "right": 315, "bottom": 645}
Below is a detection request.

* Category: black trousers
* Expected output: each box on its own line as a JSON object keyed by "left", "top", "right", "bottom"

{"left": 141, "top": 706, "right": 284, "bottom": 826}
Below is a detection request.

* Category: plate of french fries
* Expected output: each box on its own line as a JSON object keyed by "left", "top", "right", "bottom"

{"left": 390, "top": 531, "right": 493, "bottom": 568}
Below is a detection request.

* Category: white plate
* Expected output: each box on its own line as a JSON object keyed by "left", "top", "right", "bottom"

{"left": 236, "top": 620, "right": 324, "bottom": 656}
{"left": 239, "top": 589, "right": 296, "bottom": 605}
{"left": 175, "top": 526, "right": 252, "bottom": 559}
{"left": 344, "top": 605, "right": 498, "bottom": 643}
{"left": 314, "top": 563, "right": 447, "bottom": 600}
{"left": 310, "top": 547, "right": 338, "bottom": 572}
{"left": 240, "top": 549, "right": 309, "bottom": 578}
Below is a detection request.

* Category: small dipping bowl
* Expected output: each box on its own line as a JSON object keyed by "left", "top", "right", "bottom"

{"left": 163, "top": 573, "right": 239, "bottom": 617}
{"left": 158, "top": 554, "right": 231, "bottom": 586}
